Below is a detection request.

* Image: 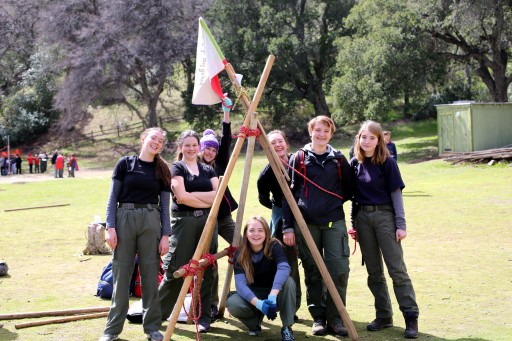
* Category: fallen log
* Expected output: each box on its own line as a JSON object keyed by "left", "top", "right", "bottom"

{"left": 443, "top": 147, "right": 512, "bottom": 164}
{"left": 15, "top": 312, "right": 108, "bottom": 329}
{"left": 0, "top": 307, "right": 109, "bottom": 320}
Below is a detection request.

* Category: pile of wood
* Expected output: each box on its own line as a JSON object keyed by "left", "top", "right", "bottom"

{"left": 442, "top": 147, "right": 512, "bottom": 164}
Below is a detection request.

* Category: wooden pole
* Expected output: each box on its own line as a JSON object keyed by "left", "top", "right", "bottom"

{"left": 4, "top": 203, "right": 70, "bottom": 212}
{"left": 162, "top": 55, "right": 275, "bottom": 341}
{"left": 217, "top": 113, "right": 257, "bottom": 318}
{"left": 256, "top": 134, "right": 359, "bottom": 340}
{"left": 0, "top": 307, "right": 110, "bottom": 320}
{"left": 14, "top": 312, "right": 108, "bottom": 329}
{"left": 172, "top": 248, "right": 230, "bottom": 278}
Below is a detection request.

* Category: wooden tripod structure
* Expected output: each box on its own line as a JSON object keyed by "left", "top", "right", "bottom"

{"left": 163, "top": 55, "right": 359, "bottom": 340}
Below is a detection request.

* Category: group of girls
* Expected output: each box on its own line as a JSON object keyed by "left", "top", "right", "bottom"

{"left": 99, "top": 102, "right": 419, "bottom": 341}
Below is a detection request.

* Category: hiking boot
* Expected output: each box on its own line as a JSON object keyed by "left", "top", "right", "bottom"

{"left": 146, "top": 331, "right": 164, "bottom": 341}
{"left": 311, "top": 317, "right": 326, "bottom": 336}
{"left": 198, "top": 321, "right": 211, "bottom": 333}
{"left": 367, "top": 317, "right": 393, "bottom": 331}
{"left": 98, "top": 335, "right": 119, "bottom": 341}
{"left": 404, "top": 318, "right": 418, "bottom": 339}
{"left": 327, "top": 321, "right": 348, "bottom": 336}
{"left": 211, "top": 305, "right": 219, "bottom": 321}
{"left": 281, "top": 326, "right": 295, "bottom": 341}
{"left": 248, "top": 326, "right": 262, "bottom": 336}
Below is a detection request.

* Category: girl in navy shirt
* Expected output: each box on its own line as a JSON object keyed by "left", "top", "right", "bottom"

{"left": 350, "top": 120, "right": 419, "bottom": 339}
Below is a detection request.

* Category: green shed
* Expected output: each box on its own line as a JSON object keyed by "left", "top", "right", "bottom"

{"left": 436, "top": 102, "right": 512, "bottom": 154}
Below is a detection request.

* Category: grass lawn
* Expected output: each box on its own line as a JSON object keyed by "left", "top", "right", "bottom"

{"left": 1, "top": 121, "right": 511, "bottom": 340}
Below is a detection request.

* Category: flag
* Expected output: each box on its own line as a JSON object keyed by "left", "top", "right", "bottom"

{"left": 192, "top": 18, "right": 227, "bottom": 105}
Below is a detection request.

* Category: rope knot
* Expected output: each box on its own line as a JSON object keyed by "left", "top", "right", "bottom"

{"left": 225, "top": 244, "right": 238, "bottom": 264}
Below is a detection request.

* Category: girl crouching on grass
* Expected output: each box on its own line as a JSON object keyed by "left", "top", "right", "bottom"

{"left": 226, "top": 216, "right": 296, "bottom": 341}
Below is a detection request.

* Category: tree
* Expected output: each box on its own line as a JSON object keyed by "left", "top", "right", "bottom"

{"left": 42, "top": 0, "right": 211, "bottom": 130}
{"left": 206, "top": 0, "right": 355, "bottom": 124}
{"left": 331, "top": 0, "right": 443, "bottom": 122}
{"left": 411, "top": 0, "right": 512, "bottom": 102}
{"left": 0, "top": 0, "right": 41, "bottom": 98}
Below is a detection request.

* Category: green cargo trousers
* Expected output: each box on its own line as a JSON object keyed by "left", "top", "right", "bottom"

{"left": 159, "top": 213, "right": 217, "bottom": 324}
{"left": 226, "top": 276, "right": 297, "bottom": 331}
{"left": 355, "top": 207, "right": 419, "bottom": 319}
{"left": 103, "top": 205, "right": 163, "bottom": 335}
{"left": 295, "top": 219, "right": 350, "bottom": 325}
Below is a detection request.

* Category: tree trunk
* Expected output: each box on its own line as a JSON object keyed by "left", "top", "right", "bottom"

{"left": 147, "top": 97, "right": 158, "bottom": 127}
{"left": 309, "top": 83, "right": 331, "bottom": 117}
{"left": 403, "top": 90, "right": 410, "bottom": 117}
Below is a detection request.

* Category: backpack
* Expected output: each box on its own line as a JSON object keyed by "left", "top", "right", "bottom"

{"left": 130, "top": 257, "right": 165, "bottom": 298}
{"left": 96, "top": 262, "right": 114, "bottom": 299}
{"left": 291, "top": 148, "right": 345, "bottom": 198}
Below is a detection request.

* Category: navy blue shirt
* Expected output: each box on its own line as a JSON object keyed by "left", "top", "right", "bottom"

{"left": 351, "top": 156, "right": 404, "bottom": 205}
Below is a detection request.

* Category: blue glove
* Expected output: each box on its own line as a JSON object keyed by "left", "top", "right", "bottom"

{"left": 256, "top": 299, "right": 277, "bottom": 320}
{"left": 222, "top": 97, "right": 233, "bottom": 113}
{"left": 267, "top": 294, "right": 277, "bottom": 305}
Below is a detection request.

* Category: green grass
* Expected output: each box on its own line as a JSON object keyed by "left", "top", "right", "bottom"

{"left": 1, "top": 121, "right": 512, "bottom": 340}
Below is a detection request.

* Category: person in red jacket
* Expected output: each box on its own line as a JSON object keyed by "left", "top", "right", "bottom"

{"left": 55, "top": 153, "right": 65, "bottom": 178}
{"left": 27, "top": 153, "right": 35, "bottom": 173}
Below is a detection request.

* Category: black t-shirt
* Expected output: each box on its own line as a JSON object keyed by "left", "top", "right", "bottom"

{"left": 112, "top": 155, "right": 170, "bottom": 204}
{"left": 171, "top": 160, "right": 217, "bottom": 212}
{"left": 351, "top": 156, "right": 405, "bottom": 205}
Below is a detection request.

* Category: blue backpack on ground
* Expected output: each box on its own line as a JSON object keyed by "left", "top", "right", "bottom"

{"left": 96, "top": 261, "right": 114, "bottom": 299}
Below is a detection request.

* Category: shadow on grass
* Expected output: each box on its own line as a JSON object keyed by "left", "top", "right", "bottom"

{"left": 0, "top": 327, "right": 17, "bottom": 341}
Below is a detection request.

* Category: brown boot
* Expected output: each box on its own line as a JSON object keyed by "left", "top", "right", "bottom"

{"left": 367, "top": 317, "right": 393, "bottom": 331}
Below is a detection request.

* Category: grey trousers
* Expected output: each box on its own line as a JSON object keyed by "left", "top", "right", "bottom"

{"left": 295, "top": 219, "right": 350, "bottom": 325}
{"left": 159, "top": 214, "right": 218, "bottom": 324}
{"left": 356, "top": 207, "right": 419, "bottom": 319}
{"left": 226, "top": 277, "right": 296, "bottom": 331}
{"left": 103, "top": 206, "right": 163, "bottom": 335}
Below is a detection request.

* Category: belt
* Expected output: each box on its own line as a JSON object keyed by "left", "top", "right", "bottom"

{"left": 359, "top": 204, "right": 392, "bottom": 212}
{"left": 172, "top": 209, "right": 210, "bottom": 218}
{"left": 118, "top": 203, "right": 160, "bottom": 209}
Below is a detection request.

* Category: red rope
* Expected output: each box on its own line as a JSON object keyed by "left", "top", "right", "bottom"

{"left": 233, "top": 126, "right": 261, "bottom": 138}
{"left": 348, "top": 228, "right": 357, "bottom": 255}
{"left": 225, "top": 245, "right": 238, "bottom": 264}
{"left": 179, "top": 259, "right": 202, "bottom": 340}
{"left": 201, "top": 253, "right": 217, "bottom": 269}
{"left": 281, "top": 157, "right": 344, "bottom": 201}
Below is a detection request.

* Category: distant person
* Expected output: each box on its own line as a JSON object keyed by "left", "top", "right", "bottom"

{"left": 10, "top": 155, "right": 16, "bottom": 174}
{"left": 27, "top": 153, "right": 35, "bottom": 173}
{"left": 15, "top": 154, "right": 22, "bottom": 174}
{"left": 350, "top": 120, "right": 418, "bottom": 339}
{"left": 55, "top": 153, "right": 65, "bottom": 178}
{"left": 348, "top": 144, "right": 355, "bottom": 160}
{"left": 226, "top": 216, "right": 296, "bottom": 340}
{"left": 0, "top": 155, "right": 6, "bottom": 176}
{"left": 100, "top": 127, "right": 171, "bottom": 341}
{"left": 51, "top": 149, "right": 58, "bottom": 167}
{"left": 34, "top": 152, "right": 40, "bottom": 173}
{"left": 198, "top": 98, "right": 238, "bottom": 320}
{"left": 383, "top": 131, "right": 398, "bottom": 161}
{"left": 68, "top": 153, "right": 78, "bottom": 177}
{"left": 39, "top": 151, "right": 48, "bottom": 173}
